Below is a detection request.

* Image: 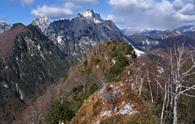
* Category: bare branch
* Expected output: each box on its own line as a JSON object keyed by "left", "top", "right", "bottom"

{"left": 179, "top": 85, "right": 195, "bottom": 95}
{"left": 181, "top": 55, "right": 193, "bottom": 66}
{"left": 183, "top": 93, "right": 195, "bottom": 98}
{"left": 181, "top": 85, "right": 195, "bottom": 90}
{"left": 182, "top": 72, "right": 195, "bottom": 78}
{"left": 155, "top": 79, "right": 175, "bottom": 95}
{"left": 182, "top": 65, "right": 195, "bottom": 77}
{"left": 155, "top": 79, "right": 165, "bottom": 91}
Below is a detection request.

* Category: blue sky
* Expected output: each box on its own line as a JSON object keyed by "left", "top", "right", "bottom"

{"left": 1, "top": 0, "right": 195, "bottom": 30}
{"left": 0, "top": 0, "right": 111, "bottom": 25}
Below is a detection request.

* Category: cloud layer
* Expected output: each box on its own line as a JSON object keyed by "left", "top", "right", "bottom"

{"left": 31, "top": 0, "right": 99, "bottom": 18}
{"left": 108, "top": 0, "right": 195, "bottom": 29}
{"left": 74, "top": 0, "right": 99, "bottom": 4}
{"left": 31, "top": 5, "right": 73, "bottom": 18}
{"left": 21, "top": 0, "right": 35, "bottom": 5}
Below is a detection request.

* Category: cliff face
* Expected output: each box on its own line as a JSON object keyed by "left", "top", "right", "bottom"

{"left": 0, "top": 24, "right": 70, "bottom": 124}
{"left": 33, "top": 10, "right": 130, "bottom": 60}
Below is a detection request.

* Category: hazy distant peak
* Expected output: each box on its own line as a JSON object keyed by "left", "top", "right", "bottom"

{"left": 0, "top": 22, "right": 12, "bottom": 33}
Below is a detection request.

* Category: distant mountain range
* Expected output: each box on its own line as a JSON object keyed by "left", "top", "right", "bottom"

{"left": 123, "top": 25, "right": 195, "bottom": 50}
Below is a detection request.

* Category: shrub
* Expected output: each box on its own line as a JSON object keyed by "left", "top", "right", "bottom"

{"left": 46, "top": 100, "right": 75, "bottom": 124}
{"left": 46, "top": 83, "right": 99, "bottom": 124}
{"left": 106, "top": 53, "right": 129, "bottom": 81}
{"left": 92, "top": 58, "right": 101, "bottom": 64}
{"left": 88, "top": 83, "right": 98, "bottom": 96}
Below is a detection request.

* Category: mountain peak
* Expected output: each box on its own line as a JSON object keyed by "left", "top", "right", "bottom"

{"left": 33, "top": 16, "right": 50, "bottom": 23}
{"left": 80, "top": 9, "right": 95, "bottom": 18}
{"left": 77, "top": 9, "right": 103, "bottom": 24}
{"left": 32, "top": 16, "right": 51, "bottom": 33}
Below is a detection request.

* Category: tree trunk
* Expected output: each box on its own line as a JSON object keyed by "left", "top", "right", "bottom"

{"left": 173, "top": 85, "right": 179, "bottom": 124}
{"left": 160, "top": 84, "right": 167, "bottom": 124}
{"left": 147, "top": 70, "right": 154, "bottom": 103}
{"left": 170, "top": 83, "right": 173, "bottom": 107}
{"left": 173, "top": 95, "right": 178, "bottom": 124}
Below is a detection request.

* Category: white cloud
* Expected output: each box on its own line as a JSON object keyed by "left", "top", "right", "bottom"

{"left": 31, "top": 0, "right": 99, "bottom": 18}
{"left": 108, "top": 0, "right": 195, "bottom": 29}
{"left": 173, "top": 0, "right": 184, "bottom": 10}
{"left": 75, "top": 0, "right": 99, "bottom": 4}
{"left": 64, "top": 2, "right": 76, "bottom": 9}
{"left": 21, "top": 0, "right": 35, "bottom": 5}
{"left": 31, "top": 5, "right": 73, "bottom": 18}
{"left": 109, "top": 0, "right": 153, "bottom": 8}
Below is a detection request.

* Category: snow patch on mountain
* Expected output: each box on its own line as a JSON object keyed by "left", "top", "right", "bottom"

{"left": 57, "top": 36, "right": 64, "bottom": 45}
{"left": 118, "top": 102, "right": 138, "bottom": 115}
{"left": 81, "top": 10, "right": 94, "bottom": 18}
{"left": 80, "top": 9, "right": 103, "bottom": 24}
{"left": 32, "top": 16, "right": 51, "bottom": 33}
{"left": 94, "top": 18, "right": 101, "bottom": 24}
{"left": 100, "top": 110, "right": 112, "bottom": 117}
{"left": 134, "top": 48, "right": 144, "bottom": 57}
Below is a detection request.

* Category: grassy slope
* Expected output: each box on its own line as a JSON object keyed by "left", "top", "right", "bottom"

{"left": 16, "top": 41, "right": 162, "bottom": 124}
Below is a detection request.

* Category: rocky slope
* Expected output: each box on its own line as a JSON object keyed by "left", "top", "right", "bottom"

{"left": 71, "top": 83, "right": 156, "bottom": 124}
{"left": 33, "top": 9, "right": 130, "bottom": 59}
{"left": 32, "top": 16, "right": 51, "bottom": 34}
{"left": 0, "top": 23, "right": 70, "bottom": 124}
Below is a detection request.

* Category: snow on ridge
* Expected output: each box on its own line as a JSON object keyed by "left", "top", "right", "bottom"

{"left": 80, "top": 9, "right": 103, "bottom": 24}
{"left": 82, "top": 10, "right": 94, "bottom": 18}
{"left": 94, "top": 18, "right": 101, "bottom": 24}
{"left": 100, "top": 110, "right": 112, "bottom": 117}
{"left": 32, "top": 16, "right": 51, "bottom": 33}
{"left": 134, "top": 48, "right": 144, "bottom": 57}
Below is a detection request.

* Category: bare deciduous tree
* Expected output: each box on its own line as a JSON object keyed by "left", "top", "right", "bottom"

{"left": 156, "top": 44, "right": 195, "bottom": 124}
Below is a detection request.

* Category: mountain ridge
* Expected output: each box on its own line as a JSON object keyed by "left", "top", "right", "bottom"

{"left": 0, "top": 9, "right": 195, "bottom": 124}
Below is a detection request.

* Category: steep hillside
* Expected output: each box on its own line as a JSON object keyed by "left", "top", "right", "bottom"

{"left": 71, "top": 83, "right": 157, "bottom": 124}
{"left": 0, "top": 24, "right": 70, "bottom": 124}
{"left": 15, "top": 41, "right": 159, "bottom": 124}
{"left": 16, "top": 40, "right": 195, "bottom": 124}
